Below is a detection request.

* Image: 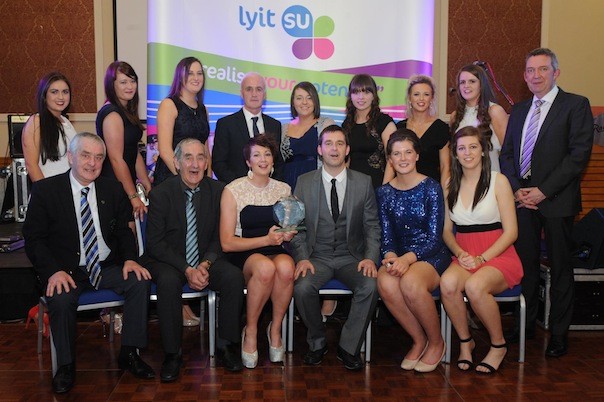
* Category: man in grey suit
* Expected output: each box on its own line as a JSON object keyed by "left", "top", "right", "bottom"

{"left": 291, "top": 124, "right": 380, "bottom": 370}
{"left": 500, "top": 48, "right": 593, "bottom": 357}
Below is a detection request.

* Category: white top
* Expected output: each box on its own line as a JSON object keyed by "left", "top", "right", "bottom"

{"left": 226, "top": 177, "right": 291, "bottom": 236}
{"left": 39, "top": 116, "right": 77, "bottom": 178}
{"left": 449, "top": 171, "right": 500, "bottom": 226}
{"left": 321, "top": 167, "right": 346, "bottom": 215}
{"left": 457, "top": 102, "right": 501, "bottom": 172}
{"left": 242, "top": 108, "right": 265, "bottom": 138}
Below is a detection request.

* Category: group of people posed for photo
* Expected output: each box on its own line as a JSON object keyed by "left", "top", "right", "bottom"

{"left": 21, "top": 47, "right": 594, "bottom": 394}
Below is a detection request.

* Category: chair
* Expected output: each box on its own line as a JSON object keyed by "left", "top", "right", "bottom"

{"left": 443, "top": 284, "right": 526, "bottom": 363}
{"left": 286, "top": 278, "right": 372, "bottom": 363}
{"left": 37, "top": 289, "right": 125, "bottom": 376}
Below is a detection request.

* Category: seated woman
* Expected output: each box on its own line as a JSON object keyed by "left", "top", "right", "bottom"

{"left": 376, "top": 129, "right": 451, "bottom": 373}
{"left": 441, "top": 126, "right": 523, "bottom": 374}
{"left": 220, "top": 134, "right": 296, "bottom": 369}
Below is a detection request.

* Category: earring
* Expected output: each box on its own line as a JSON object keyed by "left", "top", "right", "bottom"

{"left": 247, "top": 169, "right": 254, "bottom": 180}
{"left": 270, "top": 166, "right": 274, "bottom": 176}
{"left": 481, "top": 152, "right": 485, "bottom": 156}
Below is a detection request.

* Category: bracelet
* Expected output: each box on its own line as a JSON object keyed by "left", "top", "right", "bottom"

{"left": 477, "top": 255, "right": 486, "bottom": 265}
{"left": 128, "top": 193, "right": 139, "bottom": 200}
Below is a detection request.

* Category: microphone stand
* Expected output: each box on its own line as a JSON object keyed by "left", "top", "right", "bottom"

{"left": 473, "top": 61, "right": 515, "bottom": 106}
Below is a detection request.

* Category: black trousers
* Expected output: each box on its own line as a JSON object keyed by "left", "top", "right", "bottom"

{"left": 46, "top": 264, "right": 150, "bottom": 367}
{"left": 515, "top": 207, "right": 575, "bottom": 337}
{"left": 147, "top": 258, "right": 245, "bottom": 354}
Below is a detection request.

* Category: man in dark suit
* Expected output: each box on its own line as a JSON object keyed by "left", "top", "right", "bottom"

{"left": 212, "top": 72, "right": 283, "bottom": 183}
{"left": 23, "top": 132, "right": 154, "bottom": 394}
{"left": 500, "top": 48, "right": 593, "bottom": 357}
{"left": 291, "top": 125, "right": 380, "bottom": 370}
{"left": 144, "top": 138, "right": 245, "bottom": 379}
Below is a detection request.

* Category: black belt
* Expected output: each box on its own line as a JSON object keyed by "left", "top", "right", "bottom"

{"left": 456, "top": 222, "right": 502, "bottom": 233}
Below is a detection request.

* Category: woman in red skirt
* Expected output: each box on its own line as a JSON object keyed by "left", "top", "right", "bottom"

{"left": 441, "top": 126, "right": 523, "bottom": 374}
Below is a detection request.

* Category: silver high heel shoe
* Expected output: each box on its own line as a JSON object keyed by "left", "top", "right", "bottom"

{"left": 266, "top": 321, "right": 285, "bottom": 363}
{"left": 241, "top": 326, "right": 258, "bottom": 369}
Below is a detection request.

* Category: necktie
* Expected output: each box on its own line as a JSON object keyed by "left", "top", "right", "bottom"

{"left": 185, "top": 188, "right": 200, "bottom": 268}
{"left": 520, "top": 99, "right": 545, "bottom": 178}
{"left": 251, "top": 116, "right": 260, "bottom": 137}
{"left": 330, "top": 178, "right": 339, "bottom": 223}
{"left": 80, "top": 187, "right": 102, "bottom": 289}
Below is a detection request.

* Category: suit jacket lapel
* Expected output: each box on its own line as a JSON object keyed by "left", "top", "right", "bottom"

{"left": 344, "top": 170, "right": 355, "bottom": 237}
{"left": 514, "top": 101, "right": 532, "bottom": 164}
{"left": 60, "top": 172, "right": 79, "bottom": 244}
{"left": 237, "top": 109, "right": 251, "bottom": 140}
{"left": 535, "top": 89, "right": 565, "bottom": 147}
{"left": 310, "top": 171, "right": 321, "bottom": 235}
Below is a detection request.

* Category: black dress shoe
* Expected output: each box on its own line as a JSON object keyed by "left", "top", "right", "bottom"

{"left": 52, "top": 363, "right": 75, "bottom": 394}
{"left": 336, "top": 346, "right": 363, "bottom": 370}
{"left": 545, "top": 336, "right": 568, "bottom": 357}
{"left": 303, "top": 346, "right": 328, "bottom": 365}
{"left": 504, "top": 327, "right": 535, "bottom": 344}
{"left": 118, "top": 349, "right": 155, "bottom": 379}
{"left": 160, "top": 353, "right": 183, "bottom": 382}
{"left": 219, "top": 344, "right": 243, "bottom": 372}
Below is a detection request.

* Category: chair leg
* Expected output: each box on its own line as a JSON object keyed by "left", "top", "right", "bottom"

{"left": 364, "top": 320, "right": 372, "bottom": 363}
{"left": 37, "top": 298, "right": 45, "bottom": 354}
{"left": 208, "top": 291, "right": 216, "bottom": 357}
{"left": 445, "top": 311, "right": 452, "bottom": 364}
{"left": 199, "top": 297, "right": 206, "bottom": 332}
{"left": 50, "top": 329, "right": 57, "bottom": 376}
{"left": 287, "top": 299, "right": 294, "bottom": 353}
{"left": 519, "top": 294, "right": 526, "bottom": 363}
{"left": 440, "top": 302, "right": 449, "bottom": 363}
{"left": 109, "top": 311, "right": 115, "bottom": 343}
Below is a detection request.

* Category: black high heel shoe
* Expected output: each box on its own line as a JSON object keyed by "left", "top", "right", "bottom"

{"left": 476, "top": 343, "right": 507, "bottom": 374}
{"left": 456, "top": 336, "right": 475, "bottom": 371}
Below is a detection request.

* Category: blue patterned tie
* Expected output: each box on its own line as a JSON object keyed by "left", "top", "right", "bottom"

{"left": 81, "top": 187, "right": 102, "bottom": 289}
{"left": 520, "top": 99, "right": 545, "bottom": 178}
{"left": 185, "top": 188, "right": 200, "bottom": 267}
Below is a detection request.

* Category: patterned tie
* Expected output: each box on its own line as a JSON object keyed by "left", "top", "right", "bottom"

{"left": 185, "top": 188, "right": 201, "bottom": 268}
{"left": 80, "top": 187, "right": 102, "bottom": 289}
{"left": 330, "top": 178, "right": 339, "bottom": 223}
{"left": 251, "top": 116, "right": 260, "bottom": 137}
{"left": 520, "top": 99, "right": 545, "bottom": 178}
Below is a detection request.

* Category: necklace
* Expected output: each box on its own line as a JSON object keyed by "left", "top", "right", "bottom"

{"left": 180, "top": 97, "right": 198, "bottom": 116}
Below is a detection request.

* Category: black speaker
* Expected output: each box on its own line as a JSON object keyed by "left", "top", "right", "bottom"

{"left": 8, "top": 115, "right": 29, "bottom": 158}
{"left": 571, "top": 208, "right": 604, "bottom": 269}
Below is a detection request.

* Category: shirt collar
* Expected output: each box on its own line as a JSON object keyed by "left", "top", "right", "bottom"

{"left": 322, "top": 167, "right": 347, "bottom": 183}
{"left": 533, "top": 85, "right": 559, "bottom": 105}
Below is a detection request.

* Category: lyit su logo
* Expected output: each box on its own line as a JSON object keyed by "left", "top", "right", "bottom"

{"left": 282, "top": 5, "right": 335, "bottom": 60}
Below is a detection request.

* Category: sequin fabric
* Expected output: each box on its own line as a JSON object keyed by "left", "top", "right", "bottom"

{"left": 376, "top": 178, "right": 451, "bottom": 274}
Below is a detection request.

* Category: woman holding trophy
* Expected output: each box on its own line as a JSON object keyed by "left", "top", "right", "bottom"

{"left": 220, "top": 134, "right": 296, "bottom": 368}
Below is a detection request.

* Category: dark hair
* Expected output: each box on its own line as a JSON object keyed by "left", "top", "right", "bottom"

{"left": 290, "top": 81, "right": 320, "bottom": 119}
{"left": 342, "top": 74, "right": 382, "bottom": 136}
{"left": 386, "top": 128, "right": 421, "bottom": 156}
{"left": 318, "top": 124, "right": 349, "bottom": 146}
{"left": 526, "top": 47, "right": 559, "bottom": 70}
{"left": 450, "top": 64, "right": 496, "bottom": 149}
{"left": 447, "top": 126, "right": 491, "bottom": 211}
{"left": 35, "top": 72, "right": 72, "bottom": 164}
{"left": 243, "top": 133, "right": 278, "bottom": 162}
{"left": 168, "top": 57, "right": 205, "bottom": 104}
{"left": 103, "top": 61, "right": 144, "bottom": 130}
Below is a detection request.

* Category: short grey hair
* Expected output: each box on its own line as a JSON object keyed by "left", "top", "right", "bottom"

{"left": 68, "top": 132, "right": 106, "bottom": 156}
{"left": 174, "top": 138, "right": 204, "bottom": 162}
{"left": 526, "top": 47, "right": 559, "bottom": 71}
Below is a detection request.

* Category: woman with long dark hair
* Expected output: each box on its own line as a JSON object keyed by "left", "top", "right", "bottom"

{"left": 96, "top": 61, "right": 151, "bottom": 220}
{"left": 450, "top": 64, "right": 508, "bottom": 171}
{"left": 342, "top": 74, "right": 397, "bottom": 188}
{"left": 154, "top": 56, "right": 211, "bottom": 186}
{"left": 22, "top": 72, "right": 77, "bottom": 181}
{"left": 441, "top": 126, "right": 523, "bottom": 374}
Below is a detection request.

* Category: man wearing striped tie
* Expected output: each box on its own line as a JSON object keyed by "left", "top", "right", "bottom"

{"left": 500, "top": 48, "right": 593, "bottom": 358}
{"left": 24, "top": 132, "right": 154, "bottom": 394}
{"left": 144, "top": 138, "right": 245, "bottom": 380}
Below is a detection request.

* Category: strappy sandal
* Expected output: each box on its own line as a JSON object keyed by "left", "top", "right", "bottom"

{"left": 476, "top": 343, "right": 507, "bottom": 374}
{"left": 456, "top": 336, "right": 475, "bottom": 371}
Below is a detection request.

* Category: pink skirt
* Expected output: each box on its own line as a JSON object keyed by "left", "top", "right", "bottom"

{"left": 452, "top": 228, "right": 523, "bottom": 288}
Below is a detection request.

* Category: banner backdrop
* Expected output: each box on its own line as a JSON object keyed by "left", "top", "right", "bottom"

{"left": 146, "top": 0, "right": 435, "bottom": 174}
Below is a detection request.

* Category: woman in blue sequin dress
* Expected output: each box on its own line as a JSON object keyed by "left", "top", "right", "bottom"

{"left": 376, "top": 129, "right": 451, "bottom": 373}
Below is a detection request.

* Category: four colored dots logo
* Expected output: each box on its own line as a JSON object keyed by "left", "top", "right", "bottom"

{"left": 282, "top": 6, "right": 335, "bottom": 60}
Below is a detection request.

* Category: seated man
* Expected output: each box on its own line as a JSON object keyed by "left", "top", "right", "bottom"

{"left": 144, "top": 138, "right": 245, "bottom": 380}
{"left": 23, "top": 132, "right": 154, "bottom": 394}
{"left": 291, "top": 125, "right": 380, "bottom": 370}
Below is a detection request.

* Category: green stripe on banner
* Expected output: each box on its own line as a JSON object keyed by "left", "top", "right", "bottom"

{"left": 148, "top": 42, "right": 407, "bottom": 108}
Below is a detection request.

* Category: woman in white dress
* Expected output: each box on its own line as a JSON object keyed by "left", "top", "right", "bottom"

{"left": 22, "top": 72, "right": 77, "bottom": 181}
{"left": 449, "top": 64, "right": 508, "bottom": 171}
